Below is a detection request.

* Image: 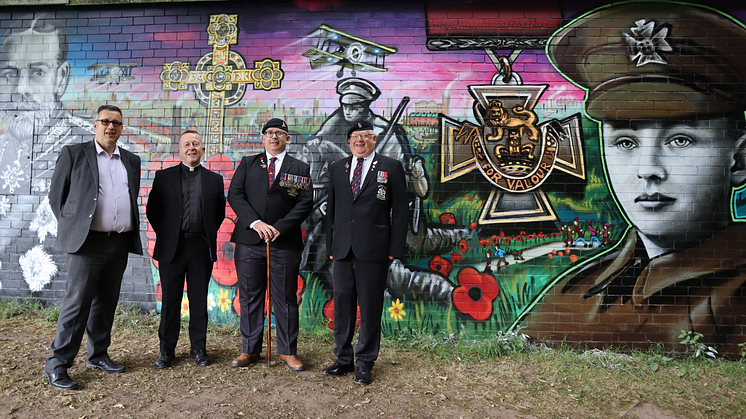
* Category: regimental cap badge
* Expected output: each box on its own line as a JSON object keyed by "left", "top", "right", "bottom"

{"left": 624, "top": 19, "right": 672, "bottom": 67}
{"left": 358, "top": 122, "right": 363, "bottom": 128}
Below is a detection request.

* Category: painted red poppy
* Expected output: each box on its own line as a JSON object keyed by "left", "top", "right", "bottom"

{"left": 468, "top": 222, "right": 477, "bottom": 230}
{"left": 458, "top": 239, "right": 468, "bottom": 254}
{"left": 439, "top": 213, "right": 456, "bottom": 225}
{"left": 452, "top": 267, "right": 499, "bottom": 321}
{"left": 429, "top": 255, "right": 453, "bottom": 276}
{"left": 451, "top": 253, "right": 462, "bottom": 263}
{"left": 490, "top": 235, "right": 499, "bottom": 244}
{"left": 297, "top": 275, "right": 304, "bottom": 302}
{"left": 323, "top": 299, "right": 361, "bottom": 330}
{"left": 479, "top": 238, "right": 490, "bottom": 248}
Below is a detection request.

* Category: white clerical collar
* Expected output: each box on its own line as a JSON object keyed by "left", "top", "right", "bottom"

{"left": 182, "top": 162, "right": 201, "bottom": 172}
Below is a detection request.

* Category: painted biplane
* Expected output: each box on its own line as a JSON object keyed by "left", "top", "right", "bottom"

{"left": 302, "top": 24, "right": 397, "bottom": 77}
{"left": 87, "top": 63, "right": 139, "bottom": 85}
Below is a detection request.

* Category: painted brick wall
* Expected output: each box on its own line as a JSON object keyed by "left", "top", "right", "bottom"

{"left": 1, "top": 0, "right": 745, "bottom": 356}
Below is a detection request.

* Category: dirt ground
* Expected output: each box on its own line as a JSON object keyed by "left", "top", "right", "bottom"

{"left": 0, "top": 312, "right": 715, "bottom": 419}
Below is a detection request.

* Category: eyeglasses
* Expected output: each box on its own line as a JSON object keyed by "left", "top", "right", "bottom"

{"left": 96, "top": 119, "right": 123, "bottom": 128}
{"left": 264, "top": 131, "right": 287, "bottom": 138}
{"left": 349, "top": 133, "right": 374, "bottom": 140}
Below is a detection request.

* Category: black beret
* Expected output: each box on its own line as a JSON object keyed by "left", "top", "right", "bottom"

{"left": 346, "top": 119, "right": 374, "bottom": 139}
{"left": 548, "top": 2, "right": 746, "bottom": 120}
{"left": 262, "top": 118, "right": 288, "bottom": 133}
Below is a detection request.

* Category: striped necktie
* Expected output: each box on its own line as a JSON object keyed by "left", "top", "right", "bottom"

{"left": 268, "top": 157, "right": 277, "bottom": 188}
{"left": 351, "top": 157, "right": 364, "bottom": 198}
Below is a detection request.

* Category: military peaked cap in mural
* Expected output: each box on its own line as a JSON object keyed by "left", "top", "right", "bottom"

{"left": 337, "top": 77, "right": 381, "bottom": 104}
{"left": 262, "top": 117, "right": 288, "bottom": 133}
{"left": 346, "top": 119, "right": 374, "bottom": 138}
{"left": 548, "top": 2, "right": 746, "bottom": 120}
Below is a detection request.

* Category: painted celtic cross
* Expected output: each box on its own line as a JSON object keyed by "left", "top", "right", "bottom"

{"left": 160, "top": 14, "right": 284, "bottom": 154}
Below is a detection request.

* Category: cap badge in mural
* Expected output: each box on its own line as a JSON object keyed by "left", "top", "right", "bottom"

{"left": 624, "top": 19, "right": 672, "bottom": 67}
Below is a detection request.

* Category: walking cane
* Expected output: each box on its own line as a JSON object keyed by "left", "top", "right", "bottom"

{"left": 265, "top": 242, "right": 272, "bottom": 365}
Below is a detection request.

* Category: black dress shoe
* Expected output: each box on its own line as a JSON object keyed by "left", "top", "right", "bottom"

{"left": 44, "top": 370, "right": 79, "bottom": 390}
{"left": 322, "top": 361, "right": 354, "bottom": 376}
{"left": 190, "top": 349, "right": 211, "bottom": 366}
{"left": 155, "top": 351, "right": 175, "bottom": 369}
{"left": 86, "top": 356, "right": 125, "bottom": 373}
{"left": 354, "top": 364, "right": 372, "bottom": 385}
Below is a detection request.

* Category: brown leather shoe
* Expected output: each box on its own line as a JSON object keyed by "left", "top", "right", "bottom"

{"left": 231, "top": 353, "right": 261, "bottom": 367}
{"left": 278, "top": 354, "right": 305, "bottom": 371}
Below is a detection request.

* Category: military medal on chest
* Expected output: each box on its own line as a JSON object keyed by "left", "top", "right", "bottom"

{"left": 280, "top": 173, "right": 310, "bottom": 197}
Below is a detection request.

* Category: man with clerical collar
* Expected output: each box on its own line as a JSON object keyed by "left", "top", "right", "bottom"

{"left": 520, "top": 2, "right": 746, "bottom": 357}
{"left": 146, "top": 129, "right": 226, "bottom": 368}
{"left": 228, "top": 118, "right": 313, "bottom": 371}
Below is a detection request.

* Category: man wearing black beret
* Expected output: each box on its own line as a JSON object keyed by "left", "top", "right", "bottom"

{"left": 322, "top": 119, "right": 408, "bottom": 384}
{"left": 228, "top": 118, "right": 313, "bottom": 370}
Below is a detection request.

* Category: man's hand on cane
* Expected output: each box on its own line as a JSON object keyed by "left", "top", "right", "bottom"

{"left": 252, "top": 221, "right": 280, "bottom": 242}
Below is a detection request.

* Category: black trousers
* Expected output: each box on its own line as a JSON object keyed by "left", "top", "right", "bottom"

{"left": 234, "top": 243, "right": 301, "bottom": 355}
{"left": 158, "top": 235, "right": 212, "bottom": 353}
{"left": 45, "top": 231, "right": 130, "bottom": 374}
{"left": 332, "top": 253, "right": 389, "bottom": 368}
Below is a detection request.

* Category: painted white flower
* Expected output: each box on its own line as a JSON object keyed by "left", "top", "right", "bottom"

{"left": 30, "top": 197, "right": 58, "bottom": 243}
{"left": 0, "top": 195, "right": 9, "bottom": 217}
{"left": 19, "top": 245, "right": 57, "bottom": 292}
{"left": 32, "top": 178, "right": 51, "bottom": 194}
{"left": 624, "top": 19, "right": 672, "bottom": 67}
{"left": 1, "top": 160, "right": 25, "bottom": 193}
{"left": 207, "top": 292, "right": 216, "bottom": 312}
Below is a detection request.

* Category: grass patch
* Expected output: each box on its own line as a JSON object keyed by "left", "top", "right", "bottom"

{"left": 2, "top": 300, "right": 746, "bottom": 418}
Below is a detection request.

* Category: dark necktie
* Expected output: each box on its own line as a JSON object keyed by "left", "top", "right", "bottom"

{"left": 351, "top": 157, "right": 364, "bottom": 198}
{"left": 268, "top": 157, "right": 277, "bottom": 188}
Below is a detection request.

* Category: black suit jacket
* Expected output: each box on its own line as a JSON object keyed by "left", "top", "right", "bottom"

{"left": 326, "top": 153, "right": 408, "bottom": 261}
{"left": 49, "top": 140, "right": 143, "bottom": 255}
{"left": 146, "top": 164, "right": 226, "bottom": 263}
{"left": 228, "top": 153, "right": 313, "bottom": 251}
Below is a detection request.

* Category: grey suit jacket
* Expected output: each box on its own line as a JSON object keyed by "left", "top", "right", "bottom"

{"left": 49, "top": 140, "right": 143, "bottom": 255}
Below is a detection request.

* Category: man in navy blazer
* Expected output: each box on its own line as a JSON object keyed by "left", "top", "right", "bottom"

{"left": 323, "top": 119, "right": 408, "bottom": 385}
{"left": 146, "top": 129, "right": 225, "bottom": 368}
{"left": 44, "top": 105, "right": 143, "bottom": 390}
{"left": 228, "top": 118, "right": 313, "bottom": 370}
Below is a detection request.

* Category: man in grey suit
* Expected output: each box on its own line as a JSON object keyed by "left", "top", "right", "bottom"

{"left": 43, "top": 105, "right": 143, "bottom": 390}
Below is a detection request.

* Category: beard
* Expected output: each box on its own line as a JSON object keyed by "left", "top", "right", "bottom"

{"left": 0, "top": 99, "right": 57, "bottom": 140}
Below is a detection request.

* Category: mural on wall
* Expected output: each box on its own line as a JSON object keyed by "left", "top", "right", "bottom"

{"left": 0, "top": 0, "right": 745, "bottom": 356}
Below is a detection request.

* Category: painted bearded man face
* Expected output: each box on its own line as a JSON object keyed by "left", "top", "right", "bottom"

{"left": 0, "top": 26, "right": 70, "bottom": 139}
{"left": 602, "top": 118, "right": 746, "bottom": 252}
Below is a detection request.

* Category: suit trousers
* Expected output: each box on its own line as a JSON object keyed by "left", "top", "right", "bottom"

{"left": 158, "top": 235, "right": 212, "bottom": 353}
{"left": 45, "top": 231, "right": 131, "bottom": 374}
{"left": 234, "top": 243, "right": 301, "bottom": 355}
{"left": 332, "top": 253, "right": 389, "bottom": 368}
